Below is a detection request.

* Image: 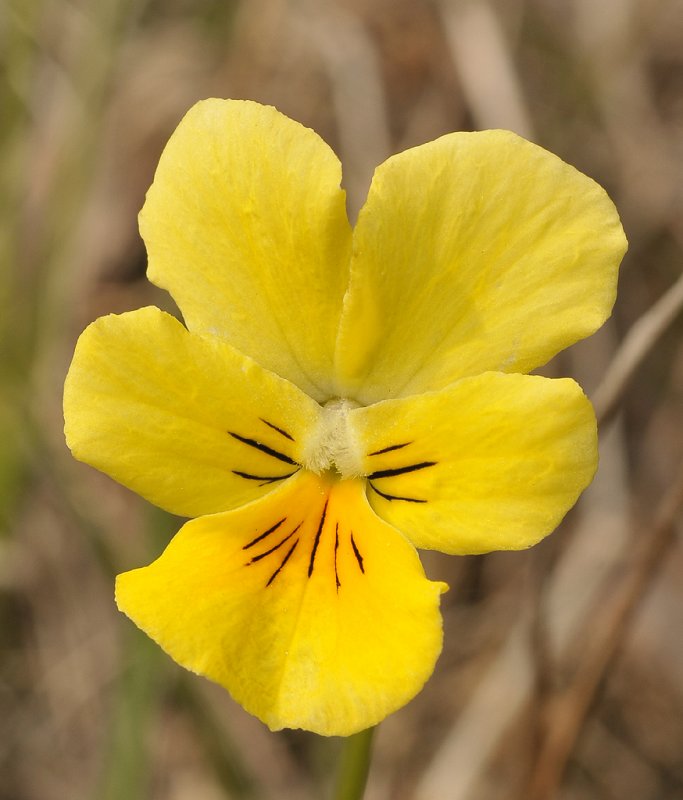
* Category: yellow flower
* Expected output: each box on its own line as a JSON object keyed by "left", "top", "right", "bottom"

{"left": 63, "top": 99, "right": 626, "bottom": 737}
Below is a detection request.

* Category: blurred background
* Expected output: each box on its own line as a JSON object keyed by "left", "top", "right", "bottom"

{"left": 1, "top": 0, "right": 683, "bottom": 798}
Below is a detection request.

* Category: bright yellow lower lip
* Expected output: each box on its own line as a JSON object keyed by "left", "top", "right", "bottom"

{"left": 115, "top": 470, "right": 446, "bottom": 736}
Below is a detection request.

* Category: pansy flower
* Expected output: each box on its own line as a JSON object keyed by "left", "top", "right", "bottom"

{"left": 64, "top": 100, "right": 626, "bottom": 737}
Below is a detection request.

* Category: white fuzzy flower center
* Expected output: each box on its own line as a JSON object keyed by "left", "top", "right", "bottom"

{"left": 301, "top": 398, "right": 363, "bottom": 478}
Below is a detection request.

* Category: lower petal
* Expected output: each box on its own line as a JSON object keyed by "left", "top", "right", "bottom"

{"left": 115, "top": 472, "right": 446, "bottom": 736}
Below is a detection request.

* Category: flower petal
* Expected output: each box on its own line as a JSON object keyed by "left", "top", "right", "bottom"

{"left": 350, "top": 372, "right": 597, "bottom": 554}
{"left": 115, "top": 472, "right": 446, "bottom": 736}
{"left": 334, "top": 130, "right": 627, "bottom": 403}
{"left": 140, "top": 99, "right": 352, "bottom": 401}
{"left": 63, "top": 307, "right": 321, "bottom": 518}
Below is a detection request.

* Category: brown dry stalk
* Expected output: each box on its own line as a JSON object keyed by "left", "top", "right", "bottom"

{"left": 524, "top": 460, "right": 683, "bottom": 800}
{"left": 594, "top": 268, "right": 683, "bottom": 427}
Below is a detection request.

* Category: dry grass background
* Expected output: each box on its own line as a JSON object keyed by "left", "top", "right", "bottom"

{"left": 1, "top": 0, "right": 683, "bottom": 798}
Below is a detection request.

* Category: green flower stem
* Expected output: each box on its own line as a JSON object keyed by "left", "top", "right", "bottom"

{"left": 333, "top": 727, "right": 376, "bottom": 800}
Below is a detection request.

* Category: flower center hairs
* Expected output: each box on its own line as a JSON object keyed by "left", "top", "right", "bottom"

{"left": 63, "top": 99, "right": 627, "bottom": 736}
{"left": 302, "top": 398, "right": 363, "bottom": 478}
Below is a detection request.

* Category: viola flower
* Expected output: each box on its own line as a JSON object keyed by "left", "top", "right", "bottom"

{"left": 63, "top": 100, "right": 626, "bottom": 737}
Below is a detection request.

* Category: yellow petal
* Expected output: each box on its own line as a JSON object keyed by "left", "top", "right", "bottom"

{"left": 64, "top": 307, "right": 321, "bottom": 518}
{"left": 351, "top": 373, "right": 597, "bottom": 554}
{"left": 140, "top": 99, "right": 352, "bottom": 402}
{"left": 115, "top": 472, "right": 446, "bottom": 736}
{"left": 334, "top": 130, "right": 627, "bottom": 403}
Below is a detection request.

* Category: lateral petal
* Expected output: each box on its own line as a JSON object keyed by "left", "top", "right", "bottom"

{"left": 140, "top": 99, "right": 352, "bottom": 401}
{"left": 63, "top": 307, "right": 321, "bottom": 518}
{"left": 115, "top": 473, "right": 446, "bottom": 736}
{"left": 351, "top": 372, "right": 597, "bottom": 553}
{"left": 335, "top": 130, "right": 627, "bottom": 403}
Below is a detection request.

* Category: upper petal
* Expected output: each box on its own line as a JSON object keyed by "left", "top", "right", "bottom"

{"left": 350, "top": 372, "right": 597, "bottom": 554}
{"left": 63, "top": 307, "right": 321, "bottom": 518}
{"left": 334, "top": 130, "right": 627, "bottom": 403}
{"left": 140, "top": 99, "right": 352, "bottom": 401}
{"left": 115, "top": 472, "right": 446, "bottom": 736}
